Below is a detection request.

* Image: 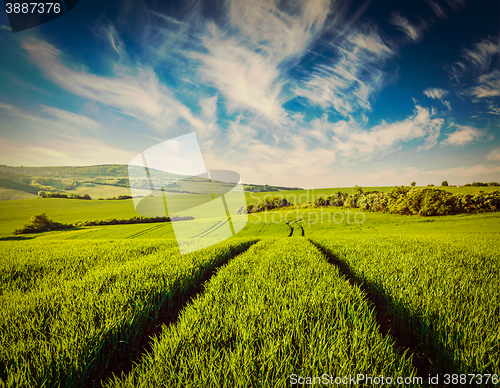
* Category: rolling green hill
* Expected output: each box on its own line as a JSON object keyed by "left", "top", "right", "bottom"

{"left": 0, "top": 164, "right": 303, "bottom": 201}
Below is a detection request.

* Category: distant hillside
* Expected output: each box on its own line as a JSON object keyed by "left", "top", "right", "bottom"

{"left": 0, "top": 164, "right": 128, "bottom": 178}
{"left": 0, "top": 164, "right": 303, "bottom": 200}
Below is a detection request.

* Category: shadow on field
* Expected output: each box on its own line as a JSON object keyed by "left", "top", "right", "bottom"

{"left": 96, "top": 240, "right": 259, "bottom": 388}
{"left": 0, "top": 235, "right": 35, "bottom": 241}
{"left": 309, "top": 240, "right": 461, "bottom": 379}
{"left": 0, "top": 227, "right": 88, "bottom": 241}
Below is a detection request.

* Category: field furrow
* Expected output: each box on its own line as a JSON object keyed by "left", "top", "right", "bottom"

{"left": 105, "top": 239, "right": 416, "bottom": 388}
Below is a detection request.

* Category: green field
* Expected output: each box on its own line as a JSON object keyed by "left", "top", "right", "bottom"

{"left": 0, "top": 191, "right": 499, "bottom": 387}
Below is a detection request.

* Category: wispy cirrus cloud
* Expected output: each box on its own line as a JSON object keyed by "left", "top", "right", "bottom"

{"left": 423, "top": 87, "right": 452, "bottom": 110}
{"left": 389, "top": 11, "right": 422, "bottom": 42}
{"left": 451, "top": 35, "right": 499, "bottom": 81}
{"left": 449, "top": 35, "right": 499, "bottom": 114}
{"left": 21, "top": 38, "right": 207, "bottom": 134}
{"left": 190, "top": 0, "right": 331, "bottom": 122}
{"left": 191, "top": 26, "right": 286, "bottom": 121}
{"left": 462, "top": 36, "right": 499, "bottom": 74}
{"left": 40, "top": 105, "right": 101, "bottom": 131}
{"left": 444, "top": 0, "right": 467, "bottom": 11}
{"left": 293, "top": 29, "right": 393, "bottom": 116}
{"left": 426, "top": 0, "right": 448, "bottom": 19}
{"left": 468, "top": 70, "right": 500, "bottom": 99}
{"left": 423, "top": 88, "right": 449, "bottom": 99}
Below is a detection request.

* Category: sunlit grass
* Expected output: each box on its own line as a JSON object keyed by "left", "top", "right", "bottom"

{"left": 0, "top": 239, "right": 256, "bottom": 387}
{"left": 106, "top": 239, "right": 415, "bottom": 388}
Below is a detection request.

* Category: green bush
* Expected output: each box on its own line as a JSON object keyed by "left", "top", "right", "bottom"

{"left": 13, "top": 213, "right": 73, "bottom": 235}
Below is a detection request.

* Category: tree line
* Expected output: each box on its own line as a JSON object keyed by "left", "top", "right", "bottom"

{"left": 240, "top": 186, "right": 500, "bottom": 217}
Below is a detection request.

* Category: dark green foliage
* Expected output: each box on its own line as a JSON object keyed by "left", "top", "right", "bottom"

{"left": 105, "top": 195, "right": 133, "bottom": 200}
{"left": 0, "top": 177, "right": 40, "bottom": 195}
{"left": 411, "top": 182, "right": 416, "bottom": 186}
{"left": 12, "top": 213, "right": 73, "bottom": 235}
{"left": 464, "top": 182, "right": 499, "bottom": 187}
{"left": 38, "top": 192, "right": 91, "bottom": 200}
{"left": 13, "top": 214, "right": 194, "bottom": 235}
{"left": 246, "top": 187, "right": 500, "bottom": 217}
{"left": 441, "top": 181, "right": 449, "bottom": 187}
{"left": 357, "top": 187, "right": 500, "bottom": 216}
{"left": 244, "top": 196, "right": 291, "bottom": 213}
{"left": 73, "top": 215, "right": 193, "bottom": 227}
{"left": 243, "top": 183, "right": 302, "bottom": 192}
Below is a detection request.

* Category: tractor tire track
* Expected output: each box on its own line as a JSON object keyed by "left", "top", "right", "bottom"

{"left": 309, "top": 239, "right": 434, "bottom": 380}
{"left": 295, "top": 220, "right": 305, "bottom": 236}
{"left": 96, "top": 240, "right": 258, "bottom": 388}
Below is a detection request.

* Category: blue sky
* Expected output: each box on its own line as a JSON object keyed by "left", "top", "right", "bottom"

{"left": 0, "top": 0, "right": 498, "bottom": 188}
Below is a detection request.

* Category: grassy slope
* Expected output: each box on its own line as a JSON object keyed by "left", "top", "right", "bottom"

{"left": 0, "top": 189, "right": 37, "bottom": 201}
{"left": 68, "top": 183, "right": 149, "bottom": 199}
{"left": 0, "top": 198, "right": 138, "bottom": 237}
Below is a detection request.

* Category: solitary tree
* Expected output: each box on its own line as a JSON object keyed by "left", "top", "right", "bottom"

{"left": 411, "top": 182, "right": 416, "bottom": 187}
{"left": 441, "top": 181, "right": 449, "bottom": 187}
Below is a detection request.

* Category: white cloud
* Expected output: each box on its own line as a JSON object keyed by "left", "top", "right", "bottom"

{"left": 328, "top": 105, "right": 443, "bottom": 158}
{"left": 441, "top": 124, "right": 485, "bottom": 147}
{"left": 487, "top": 148, "right": 500, "bottom": 162}
{"left": 468, "top": 70, "right": 500, "bottom": 99}
{"left": 294, "top": 30, "right": 393, "bottom": 115}
{"left": 22, "top": 38, "right": 206, "bottom": 134}
{"left": 211, "top": 104, "right": 445, "bottom": 184}
{"left": 452, "top": 36, "right": 499, "bottom": 80}
{"left": 191, "top": 27, "right": 285, "bottom": 121}
{"left": 0, "top": 136, "right": 135, "bottom": 167}
{"left": 0, "top": 102, "right": 47, "bottom": 122}
{"left": 487, "top": 103, "right": 500, "bottom": 115}
{"left": 190, "top": 0, "right": 331, "bottom": 121}
{"left": 40, "top": 105, "right": 101, "bottom": 131}
{"left": 462, "top": 37, "right": 499, "bottom": 73}
{"left": 227, "top": 0, "right": 330, "bottom": 61}
{"left": 389, "top": 11, "right": 422, "bottom": 42}
{"left": 426, "top": 0, "right": 447, "bottom": 19}
{"left": 423, "top": 88, "right": 449, "bottom": 99}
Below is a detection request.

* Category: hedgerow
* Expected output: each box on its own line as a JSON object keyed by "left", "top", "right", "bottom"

{"left": 13, "top": 214, "right": 194, "bottom": 235}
